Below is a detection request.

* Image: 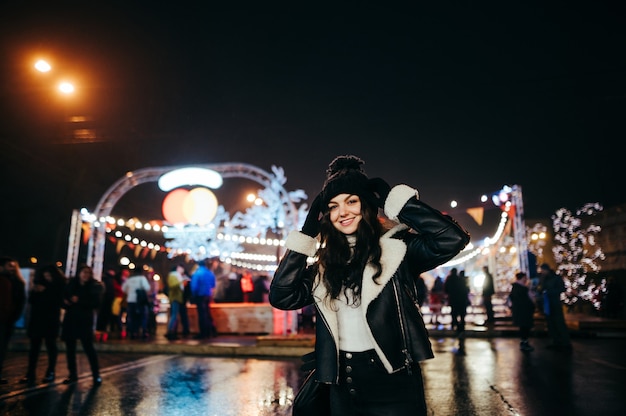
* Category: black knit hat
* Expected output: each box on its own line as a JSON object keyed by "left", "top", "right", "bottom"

{"left": 320, "top": 155, "right": 378, "bottom": 209}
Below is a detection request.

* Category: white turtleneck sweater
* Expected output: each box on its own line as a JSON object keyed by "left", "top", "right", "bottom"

{"left": 336, "top": 235, "right": 375, "bottom": 352}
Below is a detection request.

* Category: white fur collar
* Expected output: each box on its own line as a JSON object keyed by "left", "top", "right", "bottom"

{"left": 313, "top": 223, "right": 408, "bottom": 356}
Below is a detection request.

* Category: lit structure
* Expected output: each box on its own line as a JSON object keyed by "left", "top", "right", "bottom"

{"left": 440, "top": 184, "right": 528, "bottom": 294}
{"left": 157, "top": 167, "right": 223, "bottom": 191}
{"left": 72, "top": 163, "right": 303, "bottom": 280}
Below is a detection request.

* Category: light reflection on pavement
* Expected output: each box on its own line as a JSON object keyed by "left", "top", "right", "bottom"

{"left": 2, "top": 337, "right": 626, "bottom": 415}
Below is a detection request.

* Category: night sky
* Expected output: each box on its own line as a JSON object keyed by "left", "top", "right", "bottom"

{"left": 1, "top": 2, "right": 625, "bottom": 265}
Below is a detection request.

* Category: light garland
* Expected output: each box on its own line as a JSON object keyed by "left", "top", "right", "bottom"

{"left": 88, "top": 210, "right": 285, "bottom": 271}
{"left": 443, "top": 210, "right": 509, "bottom": 267}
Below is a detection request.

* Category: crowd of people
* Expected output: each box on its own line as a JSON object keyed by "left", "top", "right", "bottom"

{"left": 0, "top": 254, "right": 275, "bottom": 387}
{"left": 92, "top": 258, "right": 272, "bottom": 342}
{"left": 1, "top": 257, "right": 103, "bottom": 386}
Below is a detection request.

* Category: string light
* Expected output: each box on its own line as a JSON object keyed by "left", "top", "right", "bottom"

{"left": 85, "top": 210, "right": 286, "bottom": 270}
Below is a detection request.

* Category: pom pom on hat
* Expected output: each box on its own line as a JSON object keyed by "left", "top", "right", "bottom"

{"left": 320, "top": 155, "right": 378, "bottom": 208}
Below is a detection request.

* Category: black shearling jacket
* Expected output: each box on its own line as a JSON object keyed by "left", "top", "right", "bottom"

{"left": 269, "top": 184, "right": 470, "bottom": 384}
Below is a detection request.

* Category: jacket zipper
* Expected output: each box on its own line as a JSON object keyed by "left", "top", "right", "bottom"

{"left": 392, "top": 278, "right": 413, "bottom": 375}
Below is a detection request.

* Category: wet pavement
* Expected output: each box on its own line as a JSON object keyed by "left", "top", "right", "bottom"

{"left": 1, "top": 312, "right": 625, "bottom": 415}
{"left": 2, "top": 337, "right": 626, "bottom": 415}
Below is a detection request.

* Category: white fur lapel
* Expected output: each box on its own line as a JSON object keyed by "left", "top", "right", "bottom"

{"left": 313, "top": 223, "right": 409, "bottom": 345}
{"left": 360, "top": 223, "right": 407, "bottom": 307}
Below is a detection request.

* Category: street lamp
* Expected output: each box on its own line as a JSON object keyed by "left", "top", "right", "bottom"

{"left": 58, "top": 81, "right": 75, "bottom": 94}
{"left": 34, "top": 59, "right": 51, "bottom": 73}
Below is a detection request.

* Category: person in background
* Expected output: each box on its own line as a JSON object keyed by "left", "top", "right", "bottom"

{"left": 95, "top": 268, "right": 116, "bottom": 342}
{"left": 269, "top": 155, "right": 469, "bottom": 415}
{"left": 122, "top": 269, "right": 152, "bottom": 340}
{"left": 251, "top": 274, "right": 270, "bottom": 303}
{"left": 165, "top": 264, "right": 190, "bottom": 340}
{"left": 0, "top": 256, "right": 26, "bottom": 384}
{"left": 146, "top": 270, "right": 159, "bottom": 337}
{"left": 180, "top": 268, "right": 192, "bottom": 337}
{"left": 212, "top": 262, "right": 228, "bottom": 303}
{"left": 444, "top": 267, "right": 470, "bottom": 335}
{"left": 213, "top": 261, "right": 243, "bottom": 303}
{"left": 539, "top": 263, "right": 572, "bottom": 350}
{"left": 61, "top": 264, "right": 103, "bottom": 386}
{"left": 190, "top": 258, "right": 217, "bottom": 339}
{"left": 224, "top": 271, "right": 244, "bottom": 302}
{"left": 482, "top": 265, "right": 496, "bottom": 325}
{"left": 240, "top": 270, "right": 254, "bottom": 302}
{"left": 108, "top": 268, "right": 127, "bottom": 339}
{"left": 508, "top": 271, "right": 535, "bottom": 352}
{"left": 20, "top": 264, "right": 67, "bottom": 385}
{"left": 429, "top": 275, "right": 445, "bottom": 325}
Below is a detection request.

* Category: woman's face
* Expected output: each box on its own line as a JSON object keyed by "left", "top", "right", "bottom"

{"left": 43, "top": 271, "right": 52, "bottom": 282}
{"left": 328, "top": 193, "right": 362, "bottom": 235}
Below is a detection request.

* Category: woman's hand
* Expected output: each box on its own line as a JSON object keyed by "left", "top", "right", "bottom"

{"left": 368, "top": 177, "right": 391, "bottom": 207}
{"left": 302, "top": 193, "right": 323, "bottom": 237}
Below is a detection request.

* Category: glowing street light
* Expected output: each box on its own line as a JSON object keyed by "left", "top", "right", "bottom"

{"left": 58, "top": 81, "right": 75, "bottom": 95}
{"left": 34, "top": 59, "right": 51, "bottom": 73}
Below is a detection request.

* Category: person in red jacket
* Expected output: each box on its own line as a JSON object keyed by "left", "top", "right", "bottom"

{"left": 240, "top": 271, "right": 254, "bottom": 302}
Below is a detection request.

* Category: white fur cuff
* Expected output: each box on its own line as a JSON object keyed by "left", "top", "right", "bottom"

{"left": 285, "top": 231, "right": 319, "bottom": 257}
{"left": 384, "top": 184, "right": 419, "bottom": 220}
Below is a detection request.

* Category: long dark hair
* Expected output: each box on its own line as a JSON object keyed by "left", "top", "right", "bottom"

{"left": 316, "top": 198, "right": 384, "bottom": 306}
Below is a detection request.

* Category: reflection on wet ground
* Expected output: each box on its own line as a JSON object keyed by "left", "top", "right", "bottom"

{"left": 2, "top": 337, "right": 626, "bottom": 415}
{"left": 1, "top": 355, "right": 302, "bottom": 416}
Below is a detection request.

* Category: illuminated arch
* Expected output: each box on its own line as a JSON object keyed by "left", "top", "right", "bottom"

{"left": 82, "top": 163, "right": 299, "bottom": 279}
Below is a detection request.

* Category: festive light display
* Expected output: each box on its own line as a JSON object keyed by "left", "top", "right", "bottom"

{"left": 119, "top": 185, "right": 505, "bottom": 271}
{"left": 157, "top": 167, "right": 223, "bottom": 191}
{"left": 85, "top": 177, "right": 608, "bottom": 287}
{"left": 551, "top": 203, "right": 606, "bottom": 309}
{"left": 161, "top": 187, "right": 219, "bottom": 225}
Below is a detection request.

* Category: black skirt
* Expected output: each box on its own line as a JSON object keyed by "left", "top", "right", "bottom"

{"left": 330, "top": 349, "right": 427, "bottom": 416}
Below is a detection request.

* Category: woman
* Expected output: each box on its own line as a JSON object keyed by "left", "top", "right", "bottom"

{"left": 269, "top": 155, "right": 470, "bottom": 415}
{"left": 19, "top": 264, "right": 66, "bottom": 385}
{"left": 508, "top": 271, "right": 535, "bottom": 351}
{"left": 61, "top": 264, "right": 103, "bottom": 385}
